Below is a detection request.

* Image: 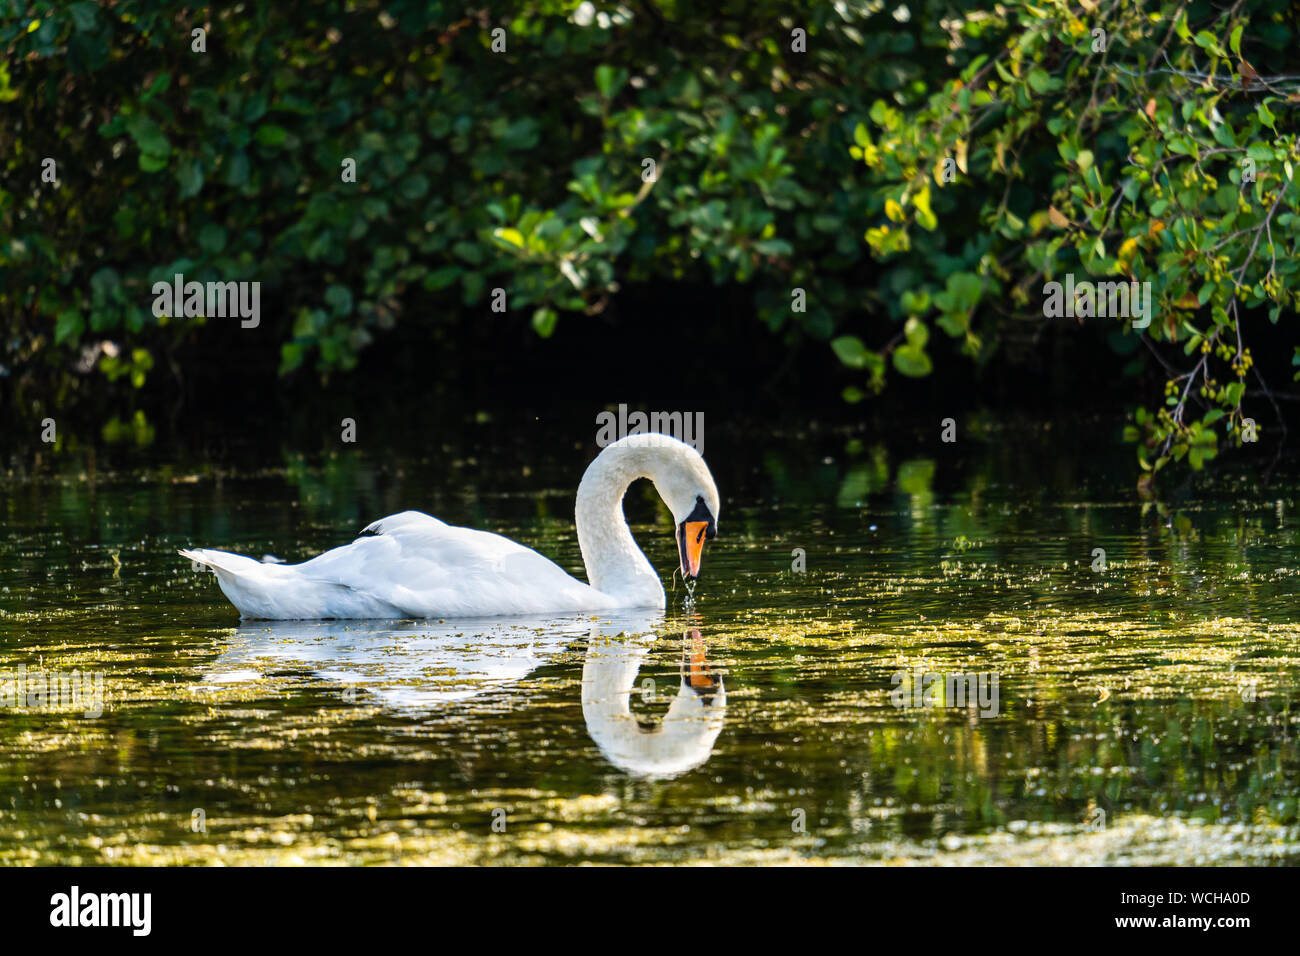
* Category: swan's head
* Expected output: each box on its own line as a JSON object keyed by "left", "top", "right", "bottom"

{"left": 580, "top": 432, "right": 721, "bottom": 586}
{"left": 638, "top": 436, "right": 719, "bottom": 581}
{"left": 674, "top": 492, "right": 717, "bottom": 580}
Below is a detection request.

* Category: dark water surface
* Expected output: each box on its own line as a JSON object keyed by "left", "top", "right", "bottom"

{"left": 2, "top": 414, "right": 1298, "bottom": 864}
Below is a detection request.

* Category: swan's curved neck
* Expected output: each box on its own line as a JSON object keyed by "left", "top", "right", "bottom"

{"left": 575, "top": 443, "right": 669, "bottom": 608}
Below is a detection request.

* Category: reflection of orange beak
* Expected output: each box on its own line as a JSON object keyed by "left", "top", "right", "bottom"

{"left": 686, "top": 629, "right": 712, "bottom": 688}
{"left": 682, "top": 628, "right": 721, "bottom": 700}
{"left": 680, "top": 521, "right": 708, "bottom": 579}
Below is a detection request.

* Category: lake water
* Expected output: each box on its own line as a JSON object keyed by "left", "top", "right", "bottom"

{"left": 2, "top": 414, "right": 1298, "bottom": 864}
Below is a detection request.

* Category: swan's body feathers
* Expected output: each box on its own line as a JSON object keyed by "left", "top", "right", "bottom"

{"left": 183, "top": 510, "right": 622, "bottom": 620}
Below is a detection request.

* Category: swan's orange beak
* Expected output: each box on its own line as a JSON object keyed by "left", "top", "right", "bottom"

{"left": 679, "top": 521, "right": 709, "bottom": 579}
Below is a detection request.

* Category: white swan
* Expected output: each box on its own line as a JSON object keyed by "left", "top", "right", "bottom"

{"left": 181, "top": 433, "right": 719, "bottom": 619}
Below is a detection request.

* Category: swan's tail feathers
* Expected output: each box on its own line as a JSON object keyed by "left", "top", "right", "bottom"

{"left": 179, "top": 548, "right": 263, "bottom": 583}
{"left": 180, "top": 548, "right": 290, "bottom": 618}
{"left": 180, "top": 548, "right": 403, "bottom": 620}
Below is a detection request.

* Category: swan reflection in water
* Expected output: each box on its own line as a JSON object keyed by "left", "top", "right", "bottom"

{"left": 582, "top": 624, "right": 725, "bottom": 778}
{"left": 204, "top": 610, "right": 726, "bottom": 778}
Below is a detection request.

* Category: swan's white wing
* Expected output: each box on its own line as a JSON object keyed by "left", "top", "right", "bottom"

{"left": 298, "top": 511, "right": 617, "bottom": 618}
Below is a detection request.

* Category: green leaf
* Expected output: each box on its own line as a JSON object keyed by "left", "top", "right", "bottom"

{"left": 892, "top": 343, "right": 932, "bottom": 377}
{"left": 198, "top": 224, "right": 227, "bottom": 254}
{"left": 831, "top": 335, "right": 871, "bottom": 368}
{"left": 594, "top": 65, "right": 627, "bottom": 99}
{"left": 532, "top": 307, "right": 558, "bottom": 337}
{"left": 936, "top": 312, "right": 968, "bottom": 337}
{"left": 68, "top": 2, "right": 100, "bottom": 32}
{"left": 903, "top": 316, "right": 928, "bottom": 348}
{"left": 225, "top": 153, "right": 250, "bottom": 187}
{"left": 324, "top": 284, "right": 354, "bottom": 316}
{"left": 493, "top": 227, "right": 525, "bottom": 248}
{"left": 754, "top": 238, "right": 793, "bottom": 256}
{"left": 400, "top": 174, "right": 429, "bottom": 200}
{"left": 1027, "top": 69, "right": 1059, "bottom": 94}
{"left": 255, "top": 124, "right": 288, "bottom": 147}
{"left": 913, "top": 186, "right": 937, "bottom": 231}
{"left": 900, "top": 290, "right": 930, "bottom": 314}
{"left": 423, "top": 266, "right": 461, "bottom": 291}
{"left": 175, "top": 158, "right": 204, "bottom": 198}
{"left": 126, "top": 116, "right": 171, "bottom": 158}
{"left": 55, "top": 309, "right": 84, "bottom": 345}
{"left": 1193, "top": 31, "right": 1227, "bottom": 58}
{"left": 243, "top": 93, "right": 268, "bottom": 123}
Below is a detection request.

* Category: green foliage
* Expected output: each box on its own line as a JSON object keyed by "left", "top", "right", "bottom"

{"left": 2, "top": 0, "right": 896, "bottom": 399}
{"left": 841, "top": 0, "right": 1297, "bottom": 478}
{"left": 2, "top": 0, "right": 1297, "bottom": 482}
